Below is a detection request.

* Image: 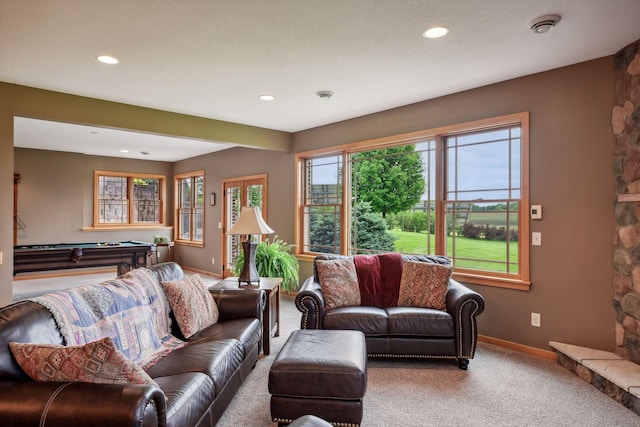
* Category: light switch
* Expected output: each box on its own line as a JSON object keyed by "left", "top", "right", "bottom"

{"left": 532, "top": 232, "right": 542, "bottom": 246}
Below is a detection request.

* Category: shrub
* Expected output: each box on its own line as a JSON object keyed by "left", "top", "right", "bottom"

{"left": 232, "top": 236, "right": 299, "bottom": 292}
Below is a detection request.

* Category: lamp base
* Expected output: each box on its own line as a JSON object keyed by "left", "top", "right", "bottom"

{"left": 238, "top": 240, "right": 261, "bottom": 286}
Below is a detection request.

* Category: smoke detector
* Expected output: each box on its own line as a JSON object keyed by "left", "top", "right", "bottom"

{"left": 316, "top": 90, "right": 334, "bottom": 100}
{"left": 529, "top": 14, "right": 561, "bottom": 34}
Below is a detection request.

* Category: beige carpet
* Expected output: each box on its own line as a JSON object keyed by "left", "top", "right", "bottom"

{"left": 12, "top": 273, "right": 639, "bottom": 426}
{"left": 218, "top": 295, "right": 639, "bottom": 426}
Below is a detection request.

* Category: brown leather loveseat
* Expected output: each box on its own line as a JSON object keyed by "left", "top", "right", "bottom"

{"left": 0, "top": 262, "right": 264, "bottom": 426}
{"left": 295, "top": 254, "right": 484, "bottom": 369}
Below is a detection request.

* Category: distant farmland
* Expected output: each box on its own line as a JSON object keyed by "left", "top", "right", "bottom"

{"left": 462, "top": 211, "right": 517, "bottom": 227}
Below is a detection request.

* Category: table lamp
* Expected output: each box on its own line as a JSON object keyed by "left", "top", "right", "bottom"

{"left": 227, "top": 206, "right": 274, "bottom": 285}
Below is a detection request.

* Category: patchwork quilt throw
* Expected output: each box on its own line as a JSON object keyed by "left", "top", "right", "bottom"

{"left": 32, "top": 269, "right": 185, "bottom": 369}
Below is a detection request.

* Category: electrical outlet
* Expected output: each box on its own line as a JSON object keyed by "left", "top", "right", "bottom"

{"left": 531, "top": 312, "right": 541, "bottom": 327}
{"left": 532, "top": 232, "right": 542, "bottom": 246}
{"left": 211, "top": 257, "right": 215, "bottom": 265}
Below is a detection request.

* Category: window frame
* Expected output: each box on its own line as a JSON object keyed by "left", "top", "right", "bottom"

{"left": 93, "top": 170, "right": 166, "bottom": 228}
{"left": 174, "top": 170, "right": 205, "bottom": 247}
{"left": 294, "top": 112, "right": 530, "bottom": 290}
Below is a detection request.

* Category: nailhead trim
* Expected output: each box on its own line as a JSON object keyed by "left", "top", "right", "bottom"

{"left": 457, "top": 299, "right": 480, "bottom": 359}
{"left": 298, "top": 295, "right": 321, "bottom": 329}
{"left": 273, "top": 416, "right": 360, "bottom": 427}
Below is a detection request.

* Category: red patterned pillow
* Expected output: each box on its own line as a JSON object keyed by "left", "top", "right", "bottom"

{"left": 9, "top": 337, "right": 157, "bottom": 386}
{"left": 397, "top": 260, "right": 451, "bottom": 310}
{"left": 316, "top": 258, "right": 361, "bottom": 310}
{"left": 161, "top": 274, "right": 219, "bottom": 338}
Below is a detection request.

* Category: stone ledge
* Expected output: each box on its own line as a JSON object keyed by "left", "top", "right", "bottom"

{"left": 549, "top": 341, "right": 640, "bottom": 414}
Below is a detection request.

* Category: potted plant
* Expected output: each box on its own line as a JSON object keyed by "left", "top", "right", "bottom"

{"left": 153, "top": 235, "right": 171, "bottom": 244}
{"left": 232, "top": 236, "right": 299, "bottom": 293}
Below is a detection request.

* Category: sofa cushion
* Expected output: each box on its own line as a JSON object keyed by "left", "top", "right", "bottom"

{"left": 187, "top": 318, "right": 262, "bottom": 359}
{"left": 161, "top": 274, "right": 219, "bottom": 339}
{"left": 154, "top": 372, "right": 215, "bottom": 427}
{"left": 397, "top": 261, "right": 451, "bottom": 310}
{"left": 145, "top": 338, "right": 243, "bottom": 397}
{"left": 323, "top": 306, "right": 388, "bottom": 336}
{"left": 9, "top": 337, "right": 157, "bottom": 386}
{"left": 386, "top": 307, "right": 455, "bottom": 337}
{"left": 316, "top": 258, "right": 361, "bottom": 310}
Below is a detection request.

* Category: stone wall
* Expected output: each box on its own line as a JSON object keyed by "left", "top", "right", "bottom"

{"left": 613, "top": 38, "right": 640, "bottom": 364}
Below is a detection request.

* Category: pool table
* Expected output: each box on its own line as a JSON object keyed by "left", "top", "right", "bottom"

{"left": 13, "top": 241, "right": 156, "bottom": 276}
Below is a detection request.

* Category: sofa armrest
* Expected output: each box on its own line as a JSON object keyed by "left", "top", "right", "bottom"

{"left": 295, "top": 276, "right": 326, "bottom": 329}
{"left": 0, "top": 381, "right": 165, "bottom": 427}
{"left": 210, "top": 289, "right": 265, "bottom": 322}
{"left": 446, "top": 280, "right": 485, "bottom": 360}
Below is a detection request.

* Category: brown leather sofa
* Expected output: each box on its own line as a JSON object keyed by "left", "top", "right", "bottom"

{"left": 0, "top": 262, "right": 264, "bottom": 426}
{"left": 295, "top": 254, "right": 485, "bottom": 369}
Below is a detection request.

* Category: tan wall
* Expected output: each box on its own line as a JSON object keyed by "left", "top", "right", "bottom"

{"left": 14, "top": 148, "right": 174, "bottom": 244}
{"left": 293, "top": 57, "right": 617, "bottom": 352}
{"left": 172, "top": 147, "right": 295, "bottom": 275}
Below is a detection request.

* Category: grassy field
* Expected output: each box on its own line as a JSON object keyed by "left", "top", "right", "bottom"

{"left": 389, "top": 229, "right": 518, "bottom": 273}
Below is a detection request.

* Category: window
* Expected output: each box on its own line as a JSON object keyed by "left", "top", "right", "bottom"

{"left": 295, "top": 113, "right": 530, "bottom": 289}
{"left": 175, "top": 171, "right": 204, "bottom": 245}
{"left": 301, "top": 156, "right": 343, "bottom": 254}
{"left": 94, "top": 171, "right": 165, "bottom": 227}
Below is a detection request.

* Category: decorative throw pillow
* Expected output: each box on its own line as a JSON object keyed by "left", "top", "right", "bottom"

{"left": 161, "top": 274, "right": 219, "bottom": 339}
{"left": 316, "top": 258, "right": 361, "bottom": 310}
{"left": 397, "top": 260, "right": 452, "bottom": 310}
{"left": 9, "top": 337, "right": 157, "bottom": 386}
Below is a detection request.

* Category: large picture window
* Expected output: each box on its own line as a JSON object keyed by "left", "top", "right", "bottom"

{"left": 94, "top": 171, "right": 165, "bottom": 227}
{"left": 295, "top": 113, "right": 530, "bottom": 289}
{"left": 175, "top": 171, "right": 204, "bottom": 245}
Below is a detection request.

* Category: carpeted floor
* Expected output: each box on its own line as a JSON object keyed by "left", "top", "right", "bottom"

{"left": 218, "top": 296, "right": 640, "bottom": 427}
{"left": 12, "top": 273, "right": 640, "bottom": 426}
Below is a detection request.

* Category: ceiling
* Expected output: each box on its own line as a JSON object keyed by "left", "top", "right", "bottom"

{"left": 3, "top": 0, "right": 640, "bottom": 161}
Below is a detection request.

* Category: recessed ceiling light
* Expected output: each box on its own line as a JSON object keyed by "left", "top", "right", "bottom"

{"left": 120, "top": 149, "right": 129, "bottom": 153}
{"left": 96, "top": 55, "right": 119, "bottom": 65}
{"left": 259, "top": 95, "right": 275, "bottom": 101}
{"left": 317, "top": 90, "right": 334, "bottom": 100}
{"left": 423, "top": 26, "right": 449, "bottom": 39}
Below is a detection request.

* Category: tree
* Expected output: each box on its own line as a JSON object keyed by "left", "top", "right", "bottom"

{"left": 309, "top": 202, "right": 396, "bottom": 254}
{"left": 352, "top": 145, "right": 425, "bottom": 218}
{"left": 351, "top": 202, "right": 396, "bottom": 254}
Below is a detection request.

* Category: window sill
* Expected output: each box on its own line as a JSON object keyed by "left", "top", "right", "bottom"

{"left": 174, "top": 240, "right": 204, "bottom": 248}
{"left": 297, "top": 253, "right": 531, "bottom": 291}
{"left": 452, "top": 271, "right": 531, "bottom": 291}
{"left": 83, "top": 225, "right": 173, "bottom": 232}
{"left": 295, "top": 254, "right": 319, "bottom": 263}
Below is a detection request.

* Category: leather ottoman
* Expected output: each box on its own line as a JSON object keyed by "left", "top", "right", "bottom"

{"left": 268, "top": 329, "right": 367, "bottom": 427}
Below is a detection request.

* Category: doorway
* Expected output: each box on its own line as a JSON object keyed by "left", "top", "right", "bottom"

{"left": 222, "top": 174, "right": 268, "bottom": 277}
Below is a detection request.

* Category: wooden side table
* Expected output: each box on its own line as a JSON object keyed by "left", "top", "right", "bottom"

{"left": 212, "top": 277, "right": 281, "bottom": 355}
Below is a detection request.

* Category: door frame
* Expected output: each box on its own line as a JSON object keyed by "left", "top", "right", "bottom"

{"left": 221, "top": 173, "right": 268, "bottom": 277}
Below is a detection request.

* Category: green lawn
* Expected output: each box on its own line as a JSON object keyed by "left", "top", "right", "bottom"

{"left": 389, "top": 229, "right": 518, "bottom": 273}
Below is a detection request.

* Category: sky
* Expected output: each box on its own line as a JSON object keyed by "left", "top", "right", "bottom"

{"left": 309, "top": 125, "right": 521, "bottom": 207}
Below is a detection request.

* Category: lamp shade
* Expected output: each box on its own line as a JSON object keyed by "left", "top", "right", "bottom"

{"left": 228, "top": 206, "right": 274, "bottom": 236}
